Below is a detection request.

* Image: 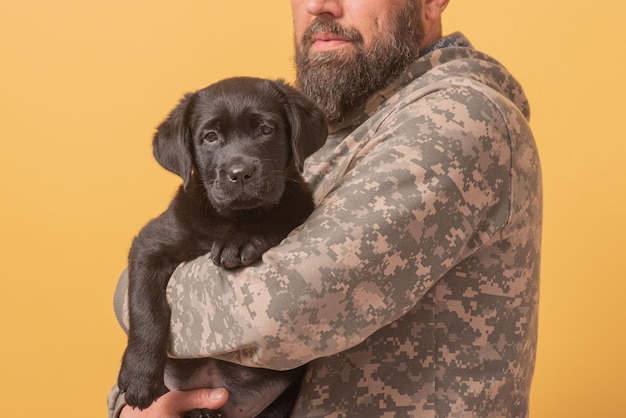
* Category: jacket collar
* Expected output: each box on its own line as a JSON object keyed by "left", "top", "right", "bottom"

{"left": 328, "top": 33, "right": 474, "bottom": 134}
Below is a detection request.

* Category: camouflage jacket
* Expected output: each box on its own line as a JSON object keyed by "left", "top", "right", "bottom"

{"left": 109, "top": 33, "right": 542, "bottom": 417}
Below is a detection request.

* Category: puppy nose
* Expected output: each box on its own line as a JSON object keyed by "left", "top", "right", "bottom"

{"left": 227, "top": 165, "right": 255, "bottom": 183}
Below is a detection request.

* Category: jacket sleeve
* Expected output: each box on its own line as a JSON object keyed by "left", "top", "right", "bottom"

{"left": 118, "top": 85, "right": 514, "bottom": 371}
{"left": 107, "top": 385, "right": 126, "bottom": 418}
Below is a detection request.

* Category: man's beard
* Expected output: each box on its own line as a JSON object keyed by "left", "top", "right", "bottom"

{"left": 294, "top": 2, "right": 424, "bottom": 123}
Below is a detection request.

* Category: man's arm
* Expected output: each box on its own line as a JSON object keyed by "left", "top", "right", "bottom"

{"left": 109, "top": 85, "right": 512, "bottom": 371}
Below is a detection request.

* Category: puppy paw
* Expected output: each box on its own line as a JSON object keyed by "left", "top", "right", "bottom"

{"left": 118, "top": 351, "right": 169, "bottom": 409}
{"left": 119, "top": 372, "right": 169, "bottom": 410}
{"left": 211, "top": 235, "right": 273, "bottom": 269}
{"left": 237, "top": 239, "right": 272, "bottom": 265}
{"left": 184, "top": 409, "right": 222, "bottom": 418}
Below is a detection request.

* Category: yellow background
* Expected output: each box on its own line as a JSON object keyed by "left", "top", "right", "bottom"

{"left": 1, "top": 1, "right": 624, "bottom": 416}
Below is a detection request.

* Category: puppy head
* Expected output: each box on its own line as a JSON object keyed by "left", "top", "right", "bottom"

{"left": 152, "top": 77, "right": 327, "bottom": 213}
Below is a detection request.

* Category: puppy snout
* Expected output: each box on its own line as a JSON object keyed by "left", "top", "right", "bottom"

{"left": 226, "top": 164, "right": 256, "bottom": 184}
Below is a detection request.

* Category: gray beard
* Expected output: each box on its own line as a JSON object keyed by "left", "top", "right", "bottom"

{"left": 294, "top": 2, "right": 423, "bottom": 123}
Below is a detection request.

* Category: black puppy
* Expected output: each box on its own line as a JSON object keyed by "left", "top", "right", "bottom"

{"left": 117, "top": 77, "right": 327, "bottom": 417}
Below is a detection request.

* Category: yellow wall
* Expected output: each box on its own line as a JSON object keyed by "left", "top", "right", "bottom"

{"left": 1, "top": 1, "right": 624, "bottom": 416}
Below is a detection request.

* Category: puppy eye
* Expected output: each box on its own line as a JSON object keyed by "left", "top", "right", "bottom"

{"left": 203, "top": 131, "right": 219, "bottom": 143}
{"left": 259, "top": 125, "right": 275, "bottom": 136}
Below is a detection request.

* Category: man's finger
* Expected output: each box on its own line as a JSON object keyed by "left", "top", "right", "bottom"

{"left": 121, "top": 389, "right": 229, "bottom": 418}
{"left": 167, "top": 388, "right": 229, "bottom": 414}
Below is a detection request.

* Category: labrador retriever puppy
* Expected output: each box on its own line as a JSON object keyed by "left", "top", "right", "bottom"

{"left": 117, "top": 77, "right": 327, "bottom": 417}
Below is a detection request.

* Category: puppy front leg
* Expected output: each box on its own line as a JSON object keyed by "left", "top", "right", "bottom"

{"left": 118, "top": 256, "right": 177, "bottom": 409}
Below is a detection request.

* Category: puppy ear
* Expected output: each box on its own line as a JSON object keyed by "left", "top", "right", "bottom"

{"left": 274, "top": 80, "right": 328, "bottom": 171}
{"left": 152, "top": 93, "right": 194, "bottom": 188}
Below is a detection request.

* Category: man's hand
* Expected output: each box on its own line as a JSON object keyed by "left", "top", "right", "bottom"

{"left": 119, "top": 388, "right": 229, "bottom": 418}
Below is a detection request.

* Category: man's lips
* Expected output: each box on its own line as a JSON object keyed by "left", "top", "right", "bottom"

{"left": 310, "top": 32, "right": 351, "bottom": 52}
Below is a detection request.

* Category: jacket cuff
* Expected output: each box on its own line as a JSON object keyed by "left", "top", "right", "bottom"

{"left": 107, "top": 385, "right": 127, "bottom": 418}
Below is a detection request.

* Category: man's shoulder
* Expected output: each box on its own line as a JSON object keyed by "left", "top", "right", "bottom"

{"left": 399, "top": 46, "right": 530, "bottom": 121}
{"left": 366, "top": 51, "right": 530, "bottom": 140}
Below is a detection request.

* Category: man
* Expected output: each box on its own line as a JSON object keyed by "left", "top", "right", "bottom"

{"left": 109, "top": 0, "right": 542, "bottom": 416}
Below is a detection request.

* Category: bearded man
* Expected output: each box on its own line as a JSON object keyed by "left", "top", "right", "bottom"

{"left": 110, "top": 0, "right": 541, "bottom": 417}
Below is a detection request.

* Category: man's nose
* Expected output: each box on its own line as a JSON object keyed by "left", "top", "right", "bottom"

{"left": 305, "top": 0, "right": 343, "bottom": 18}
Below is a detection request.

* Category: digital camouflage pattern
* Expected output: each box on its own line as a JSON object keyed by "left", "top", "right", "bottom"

{"left": 109, "top": 33, "right": 542, "bottom": 417}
